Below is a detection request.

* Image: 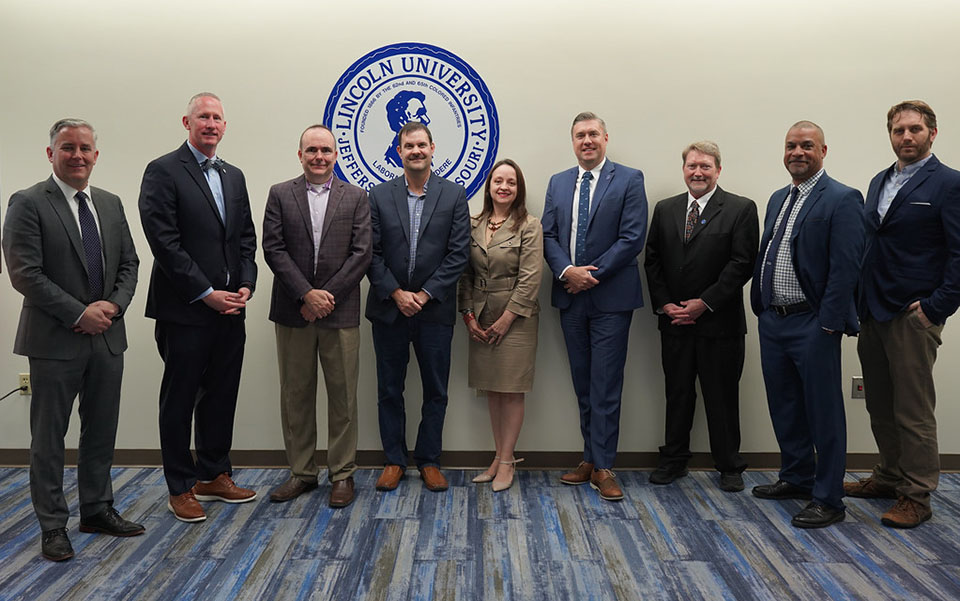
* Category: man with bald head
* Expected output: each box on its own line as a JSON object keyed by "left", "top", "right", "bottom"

{"left": 749, "top": 121, "right": 864, "bottom": 528}
{"left": 262, "top": 125, "right": 371, "bottom": 507}
{"left": 139, "top": 93, "right": 258, "bottom": 523}
{"left": 4, "top": 118, "right": 141, "bottom": 561}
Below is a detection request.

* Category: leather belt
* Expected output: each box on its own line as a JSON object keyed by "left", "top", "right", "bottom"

{"left": 771, "top": 302, "right": 811, "bottom": 316}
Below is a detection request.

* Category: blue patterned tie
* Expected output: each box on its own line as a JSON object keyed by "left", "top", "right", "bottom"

{"left": 574, "top": 171, "right": 593, "bottom": 265}
{"left": 760, "top": 186, "right": 799, "bottom": 308}
{"left": 75, "top": 191, "right": 103, "bottom": 301}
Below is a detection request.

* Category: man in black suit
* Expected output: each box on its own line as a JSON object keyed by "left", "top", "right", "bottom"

{"left": 3, "top": 119, "right": 142, "bottom": 561}
{"left": 138, "top": 93, "right": 258, "bottom": 522}
{"left": 365, "top": 121, "right": 470, "bottom": 493}
{"left": 644, "top": 141, "right": 758, "bottom": 492}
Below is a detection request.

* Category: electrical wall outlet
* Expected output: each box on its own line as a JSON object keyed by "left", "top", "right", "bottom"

{"left": 19, "top": 373, "right": 31, "bottom": 395}
{"left": 851, "top": 376, "right": 865, "bottom": 399}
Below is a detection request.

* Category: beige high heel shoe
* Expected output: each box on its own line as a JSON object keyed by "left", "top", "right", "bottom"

{"left": 472, "top": 456, "right": 500, "bottom": 483}
{"left": 492, "top": 458, "right": 524, "bottom": 492}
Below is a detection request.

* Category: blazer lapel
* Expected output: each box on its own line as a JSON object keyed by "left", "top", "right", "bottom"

{"left": 471, "top": 216, "right": 487, "bottom": 250}
{"left": 791, "top": 175, "right": 827, "bottom": 237}
{"left": 417, "top": 174, "right": 441, "bottom": 243}
{"left": 320, "top": 177, "right": 344, "bottom": 243}
{"left": 178, "top": 144, "right": 222, "bottom": 228}
{"left": 45, "top": 179, "right": 88, "bottom": 275}
{"left": 489, "top": 216, "right": 518, "bottom": 248}
{"left": 884, "top": 155, "right": 940, "bottom": 224}
{"left": 761, "top": 186, "right": 789, "bottom": 248}
{"left": 864, "top": 169, "right": 886, "bottom": 230}
{"left": 392, "top": 178, "right": 411, "bottom": 245}
{"left": 291, "top": 175, "right": 313, "bottom": 241}
{"left": 587, "top": 161, "right": 615, "bottom": 228}
{"left": 558, "top": 167, "right": 578, "bottom": 250}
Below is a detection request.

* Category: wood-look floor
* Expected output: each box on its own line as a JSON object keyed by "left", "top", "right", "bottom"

{"left": 1, "top": 467, "right": 958, "bottom": 600}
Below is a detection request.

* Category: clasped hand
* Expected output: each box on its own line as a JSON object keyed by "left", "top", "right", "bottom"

{"left": 203, "top": 287, "right": 251, "bottom": 315}
{"left": 74, "top": 300, "right": 120, "bottom": 335}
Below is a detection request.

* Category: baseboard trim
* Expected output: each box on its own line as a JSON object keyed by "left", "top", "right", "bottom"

{"left": 1, "top": 449, "right": 957, "bottom": 471}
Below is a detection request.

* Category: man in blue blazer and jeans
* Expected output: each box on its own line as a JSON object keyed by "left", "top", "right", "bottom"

{"left": 542, "top": 112, "right": 647, "bottom": 502}
{"left": 750, "top": 121, "right": 864, "bottom": 528}
{"left": 848, "top": 100, "right": 960, "bottom": 528}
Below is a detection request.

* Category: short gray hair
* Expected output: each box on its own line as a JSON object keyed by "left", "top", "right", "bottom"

{"left": 49, "top": 118, "right": 96, "bottom": 147}
{"left": 682, "top": 141, "right": 721, "bottom": 168}
{"left": 186, "top": 92, "right": 222, "bottom": 115}
{"left": 788, "top": 120, "right": 825, "bottom": 144}
{"left": 571, "top": 111, "right": 606, "bottom": 135}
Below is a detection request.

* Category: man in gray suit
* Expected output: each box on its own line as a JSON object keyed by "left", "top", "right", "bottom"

{"left": 3, "top": 119, "right": 142, "bottom": 561}
{"left": 262, "top": 124, "right": 372, "bottom": 507}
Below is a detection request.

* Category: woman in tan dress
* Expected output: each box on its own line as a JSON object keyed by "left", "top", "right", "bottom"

{"left": 458, "top": 159, "right": 543, "bottom": 492}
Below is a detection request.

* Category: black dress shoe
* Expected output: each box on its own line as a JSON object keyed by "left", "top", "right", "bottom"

{"left": 41, "top": 527, "right": 74, "bottom": 561}
{"left": 649, "top": 466, "right": 688, "bottom": 485}
{"left": 79, "top": 507, "right": 145, "bottom": 537}
{"left": 791, "top": 502, "right": 845, "bottom": 528}
{"left": 719, "top": 472, "right": 745, "bottom": 492}
{"left": 752, "top": 480, "right": 812, "bottom": 500}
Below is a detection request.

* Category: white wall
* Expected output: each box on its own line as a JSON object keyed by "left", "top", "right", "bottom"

{"left": 1, "top": 0, "right": 957, "bottom": 455}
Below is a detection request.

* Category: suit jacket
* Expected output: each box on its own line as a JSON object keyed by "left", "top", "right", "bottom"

{"left": 138, "top": 142, "right": 257, "bottom": 326}
{"left": 365, "top": 173, "right": 470, "bottom": 326}
{"left": 542, "top": 160, "right": 648, "bottom": 312}
{"left": 3, "top": 177, "right": 139, "bottom": 359}
{"left": 644, "top": 186, "right": 759, "bottom": 337}
{"left": 860, "top": 154, "right": 960, "bottom": 325}
{"left": 458, "top": 213, "right": 543, "bottom": 321}
{"left": 262, "top": 174, "right": 372, "bottom": 328}
{"left": 750, "top": 173, "right": 864, "bottom": 335}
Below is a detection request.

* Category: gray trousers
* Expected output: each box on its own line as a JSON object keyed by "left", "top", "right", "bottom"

{"left": 29, "top": 334, "right": 122, "bottom": 531}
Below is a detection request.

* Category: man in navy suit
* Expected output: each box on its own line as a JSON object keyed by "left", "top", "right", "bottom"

{"left": 365, "top": 121, "right": 470, "bottom": 493}
{"left": 542, "top": 112, "right": 647, "bottom": 502}
{"left": 849, "top": 100, "right": 960, "bottom": 528}
{"left": 139, "top": 93, "right": 258, "bottom": 522}
{"left": 750, "top": 121, "right": 864, "bottom": 528}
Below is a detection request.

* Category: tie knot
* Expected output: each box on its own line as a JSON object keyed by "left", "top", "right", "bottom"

{"left": 690, "top": 200, "right": 699, "bottom": 212}
{"left": 582, "top": 171, "right": 593, "bottom": 182}
{"left": 75, "top": 191, "right": 88, "bottom": 204}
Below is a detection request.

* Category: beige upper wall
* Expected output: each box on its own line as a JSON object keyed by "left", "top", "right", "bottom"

{"left": 0, "top": 0, "right": 957, "bottom": 454}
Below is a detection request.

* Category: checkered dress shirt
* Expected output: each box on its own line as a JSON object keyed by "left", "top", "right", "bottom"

{"left": 760, "top": 169, "right": 824, "bottom": 305}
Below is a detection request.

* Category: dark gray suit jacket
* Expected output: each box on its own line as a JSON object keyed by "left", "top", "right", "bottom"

{"left": 262, "top": 174, "right": 372, "bottom": 328}
{"left": 644, "top": 186, "right": 759, "bottom": 337}
{"left": 3, "top": 176, "right": 139, "bottom": 359}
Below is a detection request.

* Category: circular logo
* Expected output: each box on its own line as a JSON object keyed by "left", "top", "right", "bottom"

{"left": 323, "top": 42, "right": 499, "bottom": 199}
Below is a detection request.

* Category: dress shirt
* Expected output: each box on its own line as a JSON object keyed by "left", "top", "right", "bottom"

{"left": 562, "top": 158, "right": 607, "bottom": 279}
{"left": 878, "top": 155, "right": 933, "bottom": 220}
{"left": 306, "top": 179, "right": 332, "bottom": 260}
{"left": 52, "top": 174, "right": 104, "bottom": 324}
{"left": 405, "top": 176, "right": 432, "bottom": 298}
{"left": 187, "top": 142, "right": 226, "bottom": 302}
{"left": 687, "top": 185, "right": 717, "bottom": 213}
{"left": 760, "top": 168, "right": 824, "bottom": 305}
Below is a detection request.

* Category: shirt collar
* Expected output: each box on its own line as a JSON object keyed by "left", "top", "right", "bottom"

{"left": 793, "top": 168, "right": 825, "bottom": 197}
{"left": 894, "top": 154, "right": 933, "bottom": 177}
{"left": 187, "top": 141, "right": 217, "bottom": 164}
{"left": 404, "top": 175, "right": 429, "bottom": 197}
{"left": 578, "top": 158, "right": 606, "bottom": 181}
{"left": 306, "top": 178, "right": 333, "bottom": 194}
{"left": 688, "top": 185, "right": 717, "bottom": 209}
{"left": 51, "top": 173, "right": 89, "bottom": 203}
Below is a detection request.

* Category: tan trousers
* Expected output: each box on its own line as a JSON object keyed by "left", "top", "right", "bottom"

{"left": 275, "top": 323, "right": 359, "bottom": 482}
{"left": 858, "top": 312, "right": 943, "bottom": 507}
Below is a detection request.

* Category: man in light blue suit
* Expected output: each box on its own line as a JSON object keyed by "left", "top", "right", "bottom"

{"left": 750, "top": 121, "right": 864, "bottom": 529}
{"left": 542, "top": 112, "right": 647, "bottom": 502}
{"left": 850, "top": 100, "right": 960, "bottom": 528}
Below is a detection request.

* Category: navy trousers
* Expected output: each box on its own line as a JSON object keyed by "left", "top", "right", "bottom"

{"left": 371, "top": 317, "right": 453, "bottom": 468}
{"left": 559, "top": 293, "right": 633, "bottom": 470}
{"left": 758, "top": 309, "right": 846, "bottom": 509}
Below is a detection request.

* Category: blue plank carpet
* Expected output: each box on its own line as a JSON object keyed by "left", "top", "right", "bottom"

{"left": 0, "top": 468, "right": 958, "bottom": 600}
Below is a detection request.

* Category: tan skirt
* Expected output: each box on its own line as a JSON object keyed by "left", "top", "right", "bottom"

{"left": 467, "top": 311, "right": 539, "bottom": 393}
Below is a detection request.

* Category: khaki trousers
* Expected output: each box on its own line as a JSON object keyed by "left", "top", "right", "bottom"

{"left": 858, "top": 312, "right": 943, "bottom": 507}
{"left": 275, "top": 323, "right": 359, "bottom": 482}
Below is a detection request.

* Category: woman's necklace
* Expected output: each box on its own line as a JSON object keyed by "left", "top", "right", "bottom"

{"left": 488, "top": 216, "right": 508, "bottom": 231}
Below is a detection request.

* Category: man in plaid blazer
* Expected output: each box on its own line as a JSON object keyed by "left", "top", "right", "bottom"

{"left": 262, "top": 124, "right": 372, "bottom": 507}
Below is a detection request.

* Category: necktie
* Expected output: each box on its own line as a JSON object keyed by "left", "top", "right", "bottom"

{"left": 574, "top": 171, "right": 593, "bottom": 265}
{"left": 684, "top": 200, "right": 699, "bottom": 243}
{"left": 75, "top": 191, "right": 103, "bottom": 301}
{"left": 760, "top": 186, "right": 800, "bottom": 308}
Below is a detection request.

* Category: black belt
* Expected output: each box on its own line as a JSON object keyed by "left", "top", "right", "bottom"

{"left": 771, "top": 302, "right": 811, "bottom": 316}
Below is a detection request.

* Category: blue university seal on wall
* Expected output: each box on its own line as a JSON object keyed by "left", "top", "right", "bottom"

{"left": 323, "top": 42, "right": 500, "bottom": 198}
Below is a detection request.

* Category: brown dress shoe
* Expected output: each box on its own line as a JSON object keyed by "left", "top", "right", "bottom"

{"left": 560, "top": 461, "right": 595, "bottom": 485}
{"left": 269, "top": 477, "right": 318, "bottom": 503}
{"left": 376, "top": 465, "right": 405, "bottom": 491}
{"left": 419, "top": 466, "right": 449, "bottom": 492}
{"left": 329, "top": 477, "right": 356, "bottom": 508}
{"left": 590, "top": 469, "right": 624, "bottom": 501}
{"left": 193, "top": 473, "right": 257, "bottom": 503}
{"left": 881, "top": 496, "right": 932, "bottom": 528}
{"left": 843, "top": 477, "right": 897, "bottom": 499}
{"left": 168, "top": 491, "right": 206, "bottom": 523}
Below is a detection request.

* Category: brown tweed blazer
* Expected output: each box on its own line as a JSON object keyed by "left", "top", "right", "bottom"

{"left": 262, "top": 174, "right": 372, "bottom": 328}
